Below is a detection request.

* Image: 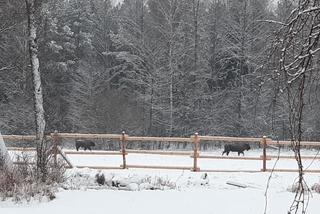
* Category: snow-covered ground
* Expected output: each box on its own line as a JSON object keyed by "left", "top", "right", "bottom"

{"left": 2, "top": 148, "right": 320, "bottom": 214}
{"left": 67, "top": 148, "right": 320, "bottom": 171}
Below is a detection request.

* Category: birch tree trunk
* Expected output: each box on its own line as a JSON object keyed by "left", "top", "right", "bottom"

{"left": 26, "top": 0, "right": 45, "bottom": 141}
{"left": 25, "top": 0, "right": 47, "bottom": 180}
{"left": 0, "top": 132, "right": 13, "bottom": 171}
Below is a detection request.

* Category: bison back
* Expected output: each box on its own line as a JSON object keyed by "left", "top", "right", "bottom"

{"left": 225, "top": 143, "right": 249, "bottom": 152}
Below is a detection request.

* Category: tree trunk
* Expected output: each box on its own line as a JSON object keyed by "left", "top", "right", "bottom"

{"left": 148, "top": 77, "right": 154, "bottom": 135}
{"left": 193, "top": 0, "right": 200, "bottom": 74}
{"left": 26, "top": 0, "right": 47, "bottom": 180}
{"left": 168, "top": 1, "right": 175, "bottom": 137}
{"left": 169, "top": 42, "right": 173, "bottom": 136}
{"left": 237, "top": 0, "right": 248, "bottom": 136}
{"left": 26, "top": 0, "right": 45, "bottom": 141}
{"left": 0, "top": 132, "right": 13, "bottom": 171}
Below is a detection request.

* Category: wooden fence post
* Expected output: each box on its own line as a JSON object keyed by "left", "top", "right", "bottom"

{"left": 262, "top": 136, "right": 267, "bottom": 172}
{"left": 52, "top": 130, "right": 59, "bottom": 165}
{"left": 192, "top": 132, "right": 200, "bottom": 172}
{"left": 121, "top": 131, "right": 127, "bottom": 169}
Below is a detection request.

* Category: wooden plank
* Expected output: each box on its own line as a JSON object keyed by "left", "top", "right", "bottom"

{"left": 121, "top": 132, "right": 127, "bottom": 169}
{"left": 8, "top": 147, "right": 36, "bottom": 151}
{"left": 267, "top": 145, "right": 279, "bottom": 149}
{"left": 122, "top": 164, "right": 191, "bottom": 170}
{"left": 268, "top": 140, "right": 320, "bottom": 146}
{"left": 198, "top": 135, "right": 262, "bottom": 143}
{"left": 198, "top": 155, "right": 271, "bottom": 160}
{"left": 200, "top": 169, "right": 261, "bottom": 173}
{"left": 262, "top": 136, "right": 267, "bottom": 172}
{"left": 263, "top": 155, "right": 320, "bottom": 160}
{"left": 57, "top": 147, "right": 73, "bottom": 168}
{"left": 72, "top": 165, "right": 123, "bottom": 170}
{"left": 57, "top": 133, "right": 122, "bottom": 140}
{"left": 126, "top": 136, "right": 191, "bottom": 142}
{"left": 126, "top": 149, "right": 191, "bottom": 156}
{"left": 192, "top": 133, "right": 200, "bottom": 172}
{"left": 51, "top": 131, "right": 59, "bottom": 165}
{"left": 64, "top": 151, "right": 122, "bottom": 155}
{"left": 265, "top": 169, "right": 320, "bottom": 173}
{"left": 4, "top": 134, "right": 320, "bottom": 147}
{"left": 2, "top": 135, "right": 51, "bottom": 141}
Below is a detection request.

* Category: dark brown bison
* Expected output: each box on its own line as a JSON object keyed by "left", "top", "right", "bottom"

{"left": 222, "top": 143, "right": 250, "bottom": 156}
{"left": 75, "top": 140, "right": 95, "bottom": 151}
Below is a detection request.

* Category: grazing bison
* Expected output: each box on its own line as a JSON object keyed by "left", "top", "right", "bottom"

{"left": 222, "top": 143, "right": 250, "bottom": 156}
{"left": 75, "top": 140, "right": 95, "bottom": 151}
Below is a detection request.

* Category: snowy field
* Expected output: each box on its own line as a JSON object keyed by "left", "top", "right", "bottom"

{"left": 66, "top": 148, "right": 320, "bottom": 171}
{"left": 2, "top": 148, "right": 320, "bottom": 214}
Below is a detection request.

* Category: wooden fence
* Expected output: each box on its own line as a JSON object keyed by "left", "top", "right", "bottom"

{"left": 4, "top": 132, "right": 320, "bottom": 173}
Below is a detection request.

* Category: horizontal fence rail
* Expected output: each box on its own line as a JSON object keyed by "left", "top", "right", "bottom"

{"left": 4, "top": 132, "right": 320, "bottom": 173}
{"left": 268, "top": 140, "right": 320, "bottom": 146}
{"left": 197, "top": 155, "right": 272, "bottom": 161}
{"left": 3, "top": 135, "right": 41, "bottom": 141}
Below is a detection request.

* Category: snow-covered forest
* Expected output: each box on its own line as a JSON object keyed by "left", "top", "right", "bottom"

{"left": 2, "top": 1, "right": 320, "bottom": 213}
{"left": 2, "top": 0, "right": 319, "bottom": 139}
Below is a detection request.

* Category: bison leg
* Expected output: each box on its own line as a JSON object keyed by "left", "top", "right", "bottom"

{"left": 222, "top": 151, "right": 226, "bottom": 156}
{"left": 238, "top": 151, "right": 244, "bottom": 156}
{"left": 226, "top": 151, "right": 230, "bottom": 156}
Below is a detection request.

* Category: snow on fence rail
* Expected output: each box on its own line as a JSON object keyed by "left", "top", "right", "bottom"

{"left": 4, "top": 132, "right": 320, "bottom": 173}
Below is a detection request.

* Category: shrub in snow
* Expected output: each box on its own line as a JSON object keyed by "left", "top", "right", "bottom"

{"left": 95, "top": 172, "right": 105, "bottom": 186}
{"left": 186, "top": 173, "right": 209, "bottom": 186}
{"left": 139, "top": 183, "right": 154, "bottom": 190}
{"left": 112, "top": 176, "right": 130, "bottom": 187}
{"left": 0, "top": 152, "right": 65, "bottom": 202}
{"left": 200, "top": 173, "right": 209, "bottom": 185}
{"left": 150, "top": 176, "right": 176, "bottom": 190}
{"left": 287, "top": 182, "right": 309, "bottom": 193}
{"left": 63, "top": 168, "right": 96, "bottom": 190}
{"left": 0, "top": 164, "right": 59, "bottom": 202}
{"left": 121, "top": 183, "right": 139, "bottom": 191}
{"left": 64, "top": 169, "right": 176, "bottom": 191}
{"left": 311, "top": 183, "right": 320, "bottom": 193}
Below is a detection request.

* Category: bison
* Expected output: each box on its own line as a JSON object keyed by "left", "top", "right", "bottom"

{"left": 222, "top": 143, "right": 250, "bottom": 156}
{"left": 75, "top": 140, "right": 95, "bottom": 151}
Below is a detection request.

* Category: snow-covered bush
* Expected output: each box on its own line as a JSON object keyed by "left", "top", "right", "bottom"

{"left": 95, "top": 172, "right": 105, "bottom": 185}
{"left": 311, "top": 183, "right": 320, "bottom": 193}
{"left": 186, "top": 173, "right": 209, "bottom": 187}
{"left": 287, "top": 182, "right": 309, "bottom": 193}
{"left": 0, "top": 153, "right": 65, "bottom": 202}
{"left": 63, "top": 169, "right": 176, "bottom": 191}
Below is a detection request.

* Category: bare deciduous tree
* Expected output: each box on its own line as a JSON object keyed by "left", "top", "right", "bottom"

{"left": 272, "top": 0, "right": 320, "bottom": 213}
